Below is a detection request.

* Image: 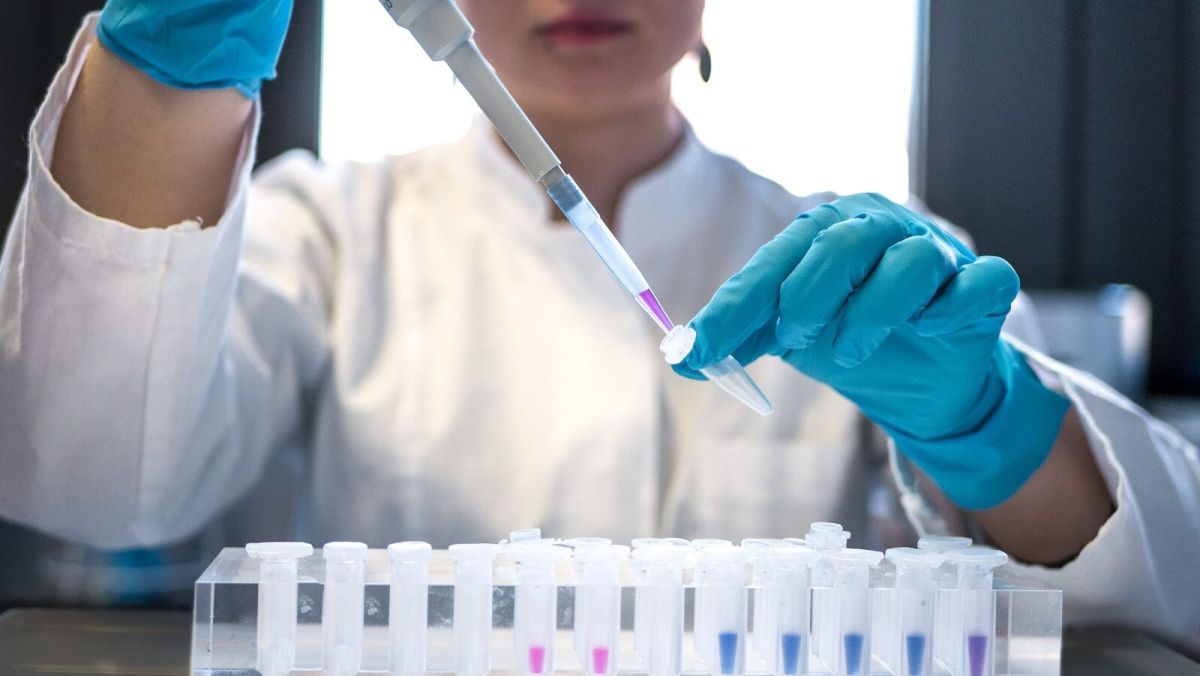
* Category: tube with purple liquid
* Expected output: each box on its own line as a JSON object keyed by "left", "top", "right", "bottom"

{"left": 947, "top": 548, "right": 1008, "bottom": 676}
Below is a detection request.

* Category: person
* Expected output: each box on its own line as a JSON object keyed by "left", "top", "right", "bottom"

{"left": 0, "top": 0, "right": 1196, "bottom": 652}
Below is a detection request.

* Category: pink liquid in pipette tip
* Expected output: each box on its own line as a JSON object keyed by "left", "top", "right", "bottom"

{"left": 528, "top": 645, "right": 547, "bottom": 673}
{"left": 592, "top": 646, "right": 610, "bottom": 674}
{"left": 637, "top": 289, "right": 674, "bottom": 331}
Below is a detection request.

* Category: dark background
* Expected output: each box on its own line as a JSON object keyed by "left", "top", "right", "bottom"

{"left": 920, "top": 0, "right": 1200, "bottom": 395}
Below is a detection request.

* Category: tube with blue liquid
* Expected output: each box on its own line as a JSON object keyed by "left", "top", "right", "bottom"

{"left": 825, "top": 549, "right": 883, "bottom": 676}
{"left": 885, "top": 547, "right": 946, "bottom": 676}
{"left": 766, "top": 545, "right": 820, "bottom": 676}
{"left": 694, "top": 546, "right": 750, "bottom": 675}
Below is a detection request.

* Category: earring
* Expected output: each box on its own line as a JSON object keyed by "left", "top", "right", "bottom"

{"left": 697, "top": 42, "right": 712, "bottom": 83}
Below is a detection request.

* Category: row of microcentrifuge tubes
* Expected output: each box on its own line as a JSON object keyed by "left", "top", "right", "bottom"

{"left": 244, "top": 523, "right": 1012, "bottom": 676}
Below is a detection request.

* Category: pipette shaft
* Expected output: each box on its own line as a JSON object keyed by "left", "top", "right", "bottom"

{"left": 380, "top": 0, "right": 772, "bottom": 416}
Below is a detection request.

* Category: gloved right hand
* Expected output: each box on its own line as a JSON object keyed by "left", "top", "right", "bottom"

{"left": 98, "top": 0, "right": 294, "bottom": 98}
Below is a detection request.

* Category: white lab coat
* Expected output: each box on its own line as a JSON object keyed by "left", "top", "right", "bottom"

{"left": 2, "top": 16, "right": 1198, "bottom": 653}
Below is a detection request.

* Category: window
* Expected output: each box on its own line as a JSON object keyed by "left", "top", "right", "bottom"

{"left": 321, "top": 1, "right": 919, "bottom": 201}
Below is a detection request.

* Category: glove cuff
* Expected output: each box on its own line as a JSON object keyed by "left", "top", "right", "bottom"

{"left": 888, "top": 341, "right": 1070, "bottom": 510}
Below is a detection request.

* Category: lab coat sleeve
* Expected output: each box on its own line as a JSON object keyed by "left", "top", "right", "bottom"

{"left": 0, "top": 15, "right": 332, "bottom": 549}
{"left": 892, "top": 303, "right": 1200, "bottom": 652}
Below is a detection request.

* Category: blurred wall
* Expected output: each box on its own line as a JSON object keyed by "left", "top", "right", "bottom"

{"left": 920, "top": 0, "right": 1200, "bottom": 395}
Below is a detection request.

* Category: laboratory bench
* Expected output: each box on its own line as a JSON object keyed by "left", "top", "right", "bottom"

{"left": 0, "top": 607, "right": 1196, "bottom": 676}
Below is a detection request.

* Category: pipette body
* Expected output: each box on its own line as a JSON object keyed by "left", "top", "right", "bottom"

{"left": 378, "top": 0, "right": 772, "bottom": 416}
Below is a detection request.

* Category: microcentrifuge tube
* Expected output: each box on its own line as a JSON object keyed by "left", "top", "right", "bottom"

{"left": 886, "top": 548, "right": 946, "bottom": 676}
{"left": 388, "top": 542, "right": 432, "bottom": 676}
{"left": 660, "top": 326, "right": 773, "bottom": 416}
{"left": 512, "top": 543, "right": 571, "bottom": 674}
{"left": 450, "top": 543, "right": 499, "bottom": 675}
{"left": 694, "top": 546, "right": 750, "bottom": 675}
{"left": 948, "top": 548, "right": 1008, "bottom": 676}
{"left": 321, "top": 542, "right": 368, "bottom": 676}
{"left": 806, "top": 523, "right": 851, "bottom": 670}
{"left": 691, "top": 539, "right": 734, "bottom": 661}
{"left": 573, "top": 544, "right": 629, "bottom": 675}
{"left": 824, "top": 549, "right": 883, "bottom": 676}
{"left": 766, "top": 545, "right": 820, "bottom": 676}
{"left": 631, "top": 538, "right": 691, "bottom": 662}
{"left": 740, "top": 538, "right": 786, "bottom": 666}
{"left": 631, "top": 543, "right": 691, "bottom": 676}
{"left": 917, "top": 535, "right": 972, "bottom": 672}
{"left": 246, "top": 542, "right": 313, "bottom": 676}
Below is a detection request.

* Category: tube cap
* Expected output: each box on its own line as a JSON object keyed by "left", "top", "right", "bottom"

{"left": 917, "top": 535, "right": 973, "bottom": 553}
{"left": 886, "top": 547, "right": 946, "bottom": 568}
{"left": 387, "top": 541, "right": 433, "bottom": 563}
{"left": 946, "top": 547, "right": 1008, "bottom": 573}
{"left": 322, "top": 542, "right": 368, "bottom": 563}
{"left": 247, "top": 542, "right": 313, "bottom": 560}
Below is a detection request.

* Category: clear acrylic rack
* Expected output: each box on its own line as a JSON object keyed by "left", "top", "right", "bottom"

{"left": 191, "top": 546, "right": 1061, "bottom": 675}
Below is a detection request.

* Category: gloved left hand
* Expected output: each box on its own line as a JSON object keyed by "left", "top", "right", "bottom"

{"left": 98, "top": 0, "right": 294, "bottom": 98}
{"left": 675, "top": 193, "right": 1069, "bottom": 510}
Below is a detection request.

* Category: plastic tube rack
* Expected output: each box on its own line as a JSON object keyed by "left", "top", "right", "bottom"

{"left": 192, "top": 539, "right": 1061, "bottom": 675}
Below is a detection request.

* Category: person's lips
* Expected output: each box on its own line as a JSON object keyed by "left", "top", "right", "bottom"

{"left": 536, "top": 11, "right": 635, "bottom": 46}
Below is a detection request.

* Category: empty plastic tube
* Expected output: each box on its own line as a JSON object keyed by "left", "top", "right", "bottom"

{"left": 885, "top": 548, "right": 946, "bottom": 676}
{"left": 825, "top": 549, "right": 884, "bottom": 676}
{"left": 246, "top": 542, "right": 313, "bottom": 676}
{"left": 388, "top": 541, "right": 432, "bottom": 676}
{"left": 631, "top": 543, "right": 692, "bottom": 676}
{"left": 740, "top": 538, "right": 786, "bottom": 666}
{"left": 512, "top": 543, "right": 571, "bottom": 674}
{"left": 322, "top": 542, "right": 368, "bottom": 676}
{"left": 450, "top": 543, "right": 499, "bottom": 675}
{"left": 948, "top": 548, "right": 1008, "bottom": 676}
{"left": 807, "top": 522, "right": 851, "bottom": 670}
{"left": 766, "top": 545, "right": 820, "bottom": 676}
{"left": 694, "top": 546, "right": 750, "bottom": 675}
{"left": 631, "top": 538, "right": 690, "bottom": 662}
{"left": 573, "top": 544, "right": 630, "bottom": 675}
{"left": 917, "top": 535, "right": 972, "bottom": 671}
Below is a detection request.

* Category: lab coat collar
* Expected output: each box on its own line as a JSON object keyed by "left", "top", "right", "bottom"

{"left": 464, "top": 116, "right": 716, "bottom": 241}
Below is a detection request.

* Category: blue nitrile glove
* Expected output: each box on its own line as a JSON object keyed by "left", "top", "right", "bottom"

{"left": 98, "top": 0, "right": 294, "bottom": 98}
{"left": 675, "top": 193, "right": 1069, "bottom": 510}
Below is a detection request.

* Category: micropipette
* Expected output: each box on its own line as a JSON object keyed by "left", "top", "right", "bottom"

{"left": 378, "top": 0, "right": 772, "bottom": 417}
{"left": 388, "top": 541, "right": 433, "bottom": 676}
{"left": 321, "top": 542, "right": 368, "bottom": 676}
{"left": 246, "top": 542, "right": 313, "bottom": 676}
